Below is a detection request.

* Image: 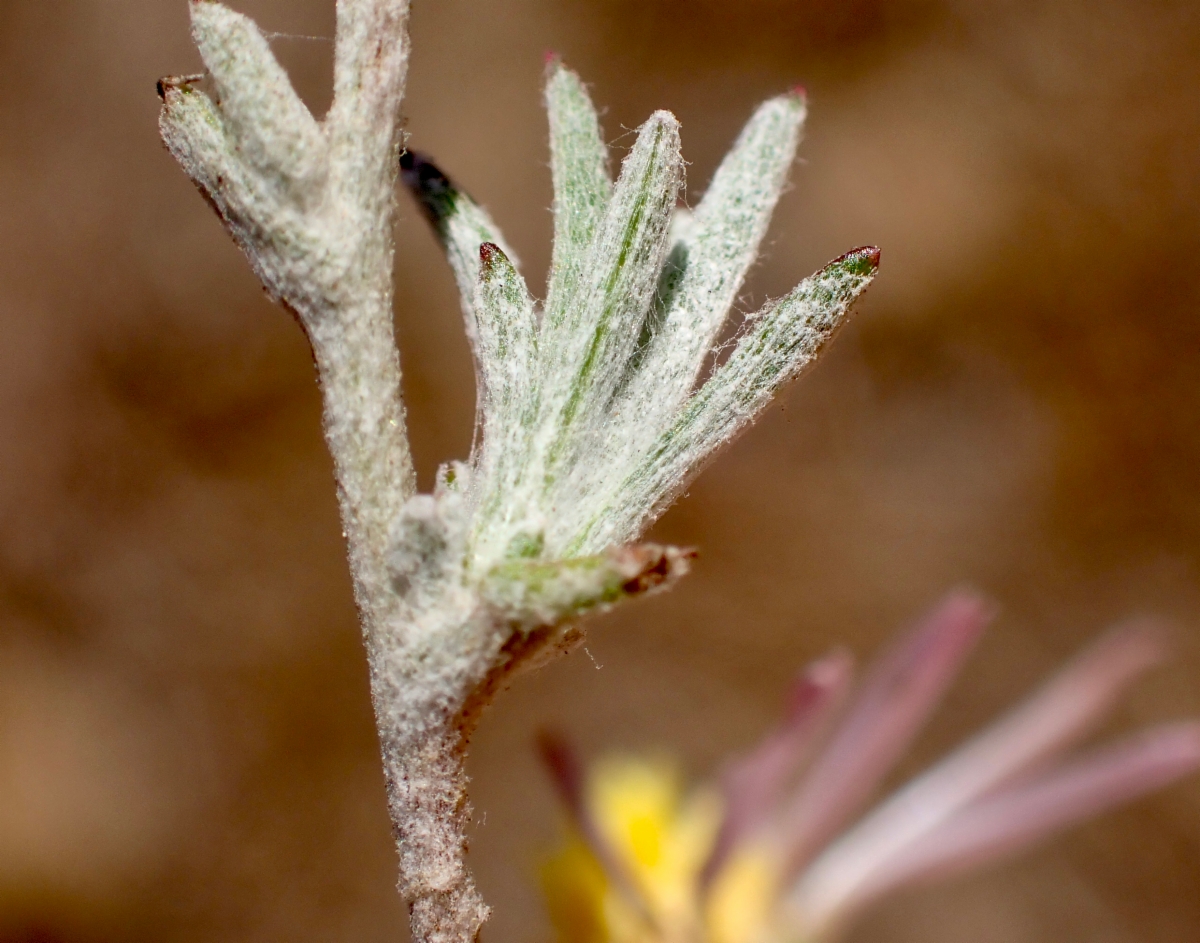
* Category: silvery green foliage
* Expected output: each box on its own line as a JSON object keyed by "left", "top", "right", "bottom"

{"left": 158, "top": 0, "right": 416, "bottom": 640}
{"left": 403, "top": 62, "right": 879, "bottom": 599}
{"left": 158, "top": 5, "right": 876, "bottom": 939}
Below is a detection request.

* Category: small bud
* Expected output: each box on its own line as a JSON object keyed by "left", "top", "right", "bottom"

{"left": 482, "top": 544, "right": 693, "bottom": 630}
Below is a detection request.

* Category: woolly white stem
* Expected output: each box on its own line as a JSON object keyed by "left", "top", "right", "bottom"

{"left": 160, "top": 9, "right": 876, "bottom": 941}
{"left": 158, "top": 4, "right": 493, "bottom": 939}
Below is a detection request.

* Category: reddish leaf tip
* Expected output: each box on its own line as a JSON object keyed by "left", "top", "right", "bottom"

{"left": 156, "top": 73, "right": 205, "bottom": 103}
{"left": 613, "top": 543, "right": 695, "bottom": 595}
{"left": 830, "top": 246, "right": 883, "bottom": 275}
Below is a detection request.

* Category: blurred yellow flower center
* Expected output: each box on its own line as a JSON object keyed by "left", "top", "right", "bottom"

{"left": 542, "top": 757, "right": 782, "bottom": 943}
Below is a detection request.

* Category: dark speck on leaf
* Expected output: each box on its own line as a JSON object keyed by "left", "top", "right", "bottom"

{"left": 399, "top": 150, "right": 460, "bottom": 227}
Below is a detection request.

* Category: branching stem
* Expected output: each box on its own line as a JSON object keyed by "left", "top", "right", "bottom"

{"left": 158, "top": 5, "right": 874, "bottom": 942}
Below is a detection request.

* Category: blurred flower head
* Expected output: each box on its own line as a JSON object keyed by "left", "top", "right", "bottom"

{"left": 539, "top": 593, "right": 1200, "bottom": 943}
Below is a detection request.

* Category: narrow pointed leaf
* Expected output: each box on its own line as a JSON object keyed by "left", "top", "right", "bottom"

{"left": 544, "top": 60, "right": 613, "bottom": 318}
{"left": 482, "top": 543, "right": 692, "bottom": 629}
{"left": 190, "top": 2, "right": 327, "bottom": 188}
{"left": 159, "top": 81, "right": 242, "bottom": 202}
{"left": 400, "top": 152, "right": 519, "bottom": 351}
{"left": 538, "top": 111, "right": 684, "bottom": 513}
{"left": 475, "top": 243, "right": 538, "bottom": 411}
{"left": 569, "top": 247, "right": 877, "bottom": 554}
{"left": 618, "top": 92, "right": 807, "bottom": 443}
{"left": 469, "top": 243, "right": 539, "bottom": 554}
{"left": 158, "top": 81, "right": 290, "bottom": 298}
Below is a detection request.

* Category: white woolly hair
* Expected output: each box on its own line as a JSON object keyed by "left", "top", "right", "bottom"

{"left": 402, "top": 62, "right": 878, "bottom": 582}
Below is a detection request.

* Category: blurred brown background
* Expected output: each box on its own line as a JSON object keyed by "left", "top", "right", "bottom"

{"left": 0, "top": 0, "right": 1199, "bottom": 940}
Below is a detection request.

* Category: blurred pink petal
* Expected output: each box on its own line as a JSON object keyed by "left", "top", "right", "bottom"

{"left": 788, "top": 621, "right": 1165, "bottom": 916}
{"left": 908, "top": 620, "right": 1168, "bottom": 801}
{"left": 701, "top": 649, "right": 854, "bottom": 887}
{"left": 775, "top": 592, "right": 992, "bottom": 877}
{"left": 827, "top": 721, "right": 1200, "bottom": 925}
